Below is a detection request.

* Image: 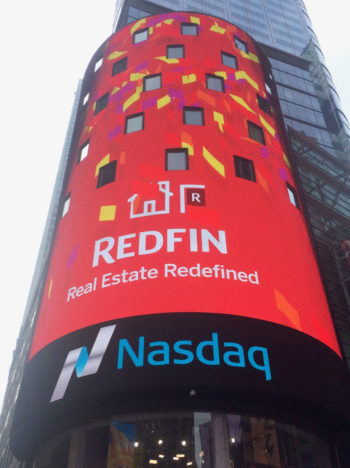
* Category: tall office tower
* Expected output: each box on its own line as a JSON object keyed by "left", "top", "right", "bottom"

{"left": 114, "top": 0, "right": 350, "bottom": 161}
{"left": 1, "top": 4, "right": 350, "bottom": 468}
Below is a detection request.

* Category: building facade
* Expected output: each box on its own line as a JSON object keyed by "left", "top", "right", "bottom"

{"left": 1, "top": 2, "right": 350, "bottom": 468}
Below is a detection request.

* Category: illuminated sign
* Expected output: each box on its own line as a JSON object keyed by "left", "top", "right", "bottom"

{"left": 11, "top": 13, "right": 349, "bottom": 460}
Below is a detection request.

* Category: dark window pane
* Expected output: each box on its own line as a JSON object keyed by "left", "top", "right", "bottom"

{"left": 287, "top": 183, "right": 300, "bottom": 208}
{"left": 78, "top": 140, "right": 89, "bottom": 163}
{"left": 221, "top": 51, "right": 238, "bottom": 68}
{"left": 248, "top": 121, "right": 265, "bottom": 144}
{"left": 166, "top": 149, "right": 189, "bottom": 170}
{"left": 181, "top": 23, "right": 198, "bottom": 35}
{"left": 183, "top": 107, "right": 204, "bottom": 126}
{"left": 206, "top": 74, "right": 225, "bottom": 92}
{"left": 133, "top": 28, "right": 149, "bottom": 44}
{"left": 112, "top": 56, "right": 127, "bottom": 76}
{"left": 234, "top": 156, "right": 256, "bottom": 182}
{"left": 95, "top": 93, "right": 109, "bottom": 115}
{"left": 257, "top": 94, "right": 271, "bottom": 115}
{"left": 144, "top": 74, "right": 162, "bottom": 91}
{"left": 49, "top": 438, "right": 70, "bottom": 468}
{"left": 234, "top": 36, "right": 248, "bottom": 53}
{"left": 83, "top": 427, "right": 109, "bottom": 468}
{"left": 97, "top": 161, "right": 117, "bottom": 188}
{"left": 125, "top": 113, "right": 144, "bottom": 133}
{"left": 167, "top": 45, "right": 185, "bottom": 59}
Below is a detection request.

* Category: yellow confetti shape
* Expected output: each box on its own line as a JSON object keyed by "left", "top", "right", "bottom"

{"left": 210, "top": 21, "right": 226, "bottom": 34}
{"left": 123, "top": 86, "right": 142, "bottom": 112}
{"left": 157, "top": 94, "right": 171, "bottom": 109}
{"left": 203, "top": 146, "right": 225, "bottom": 177}
{"left": 259, "top": 114, "right": 275, "bottom": 137}
{"left": 213, "top": 111, "right": 224, "bottom": 133}
{"left": 240, "top": 50, "right": 260, "bottom": 63}
{"left": 182, "top": 74, "right": 197, "bottom": 84}
{"left": 131, "top": 18, "right": 146, "bottom": 34}
{"left": 283, "top": 152, "right": 291, "bottom": 168}
{"left": 95, "top": 154, "right": 110, "bottom": 177}
{"left": 229, "top": 94, "right": 255, "bottom": 113}
{"left": 214, "top": 71, "right": 227, "bottom": 80}
{"left": 190, "top": 16, "right": 200, "bottom": 24}
{"left": 156, "top": 22, "right": 162, "bottom": 28}
{"left": 48, "top": 279, "right": 53, "bottom": 299}
{"left": 275, "top": 290, "right": 301, "bottom": 330}
{"left": 107, "top": 50, "right": 127, "bottom": 61}
{"left": 235, "top": 70, "right": 259, "bottom": 91}
{"left": 149, "top": 26, "right": 154, "bottom": 35}
{"left": 164, "top": 19, "right": 174, "bottom": 25}
{"left": 99, "top": 205, "right": 116, "bottom": 222}
{"left": 111, "top": 86, "right": 120, "bottom": 95}
{"left": 130, "top": 72, "right": 147, "bottom": 81}
{"left": 182, "top": 141, "right": 194, "bottom": 156}
{"left": 155, "top": 56, "right": 179, "bottom": 64}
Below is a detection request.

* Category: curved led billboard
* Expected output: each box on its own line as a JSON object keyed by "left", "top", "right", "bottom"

{"left": 11, "top": 12, "right": 350, "bottom": 459}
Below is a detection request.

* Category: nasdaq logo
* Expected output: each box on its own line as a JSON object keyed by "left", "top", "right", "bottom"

{"left": 50, "top": 325, "right": 116, "bottom": 402}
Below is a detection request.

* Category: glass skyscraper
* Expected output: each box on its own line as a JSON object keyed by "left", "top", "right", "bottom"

{"left": 115, "top": 0, "right": 350, "bottom": 160}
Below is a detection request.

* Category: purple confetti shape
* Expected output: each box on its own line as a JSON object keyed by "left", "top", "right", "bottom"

{"left": 110, "top": 82, "right": 136, "bottom": 104}
{"left": 279, "top": 168, "right": 288, "bottom": 181}
{"left": 142, "top": 97, "right": 157, "bottom": 110}
{"left": 169, "top": 88, "right": 184, "bottom": 99}
{"left": 67, "top": 245, "right": 78, "bottom": 270}
{"left": 135, "top": 61, "right": 148, "bottom": 72}
{"left": 225, "top": 83, "right": 232, "bottom": 91}
{"left": 109, "top": 125, "right": 122, "bottom": 140}
{"left": 115, "top": 103, "right": 123, "bottom": 113}
{"left": 173, "top": 66, "right": 184, "bottom": 73}
{"left": 261, "top": 147, "right": 269, "bottom": 159}
{"left": 228, "top": 73, "right": 236, "bottom": 81}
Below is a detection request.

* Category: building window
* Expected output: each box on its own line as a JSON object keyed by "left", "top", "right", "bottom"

{"left": 112, "top": 57, "right": 127, "bottom": 76}
{"left": 221, "top": 51, "right": 238, "bottom": 69}
{"left": 78, "top": 140, "right": 89, "bottom": 163}
{"left": 206, "top": 74, "right": 225, "bottom": 92}
{"left": 181, "top": 23, "right": 198, "bottom": 35}
{"left": 183, "top": 107, "right": 204, "bottom": 126}
{"left": 125, "top": 112, "right": 144, "bottom": 133}
{"left": 166, "top": 149, "right": 189, "bottom": 170}
{"left": 133, "top": 28, "right": 149, "bottom": 44}
{"left": 257, "top": 94, "right": 271, "bottom": 115}
{"left": 97, "top": 161, "right": 117, "bottom": 188}
{"left": 234, "top": 36, "right": 248, "bottom": 53}
{"left": 94, "top": 57, "right": 103, "bottom": 71}
{"left": 167, "top": 45, "right": 185, "bottom": 59}
{"left": 265, "top": 82, "right": 272, "bottom": 94}
{"left": 247, "top": 121, "right": 265, "bottom": 144}
{"left": 143, "top": 74, "right": 162, "bottom": 91}
{"left": 234, "top": 156, "right": 256, "bottom": 182}
{"left": 62, "top": 193, "right": 71, "bottom": 218}
{"left": 82, "top": 93, "right": 89, "bottom": 106}
{"left": 287, "top": 183, "right": 300, "bottom": 208}
{"left": 95, "top": 93, "right": 109, "bottom": 115}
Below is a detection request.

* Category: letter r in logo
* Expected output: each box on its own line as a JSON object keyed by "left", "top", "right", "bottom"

{"left": 50, "top": 325, "right": 116, "bottom": 402}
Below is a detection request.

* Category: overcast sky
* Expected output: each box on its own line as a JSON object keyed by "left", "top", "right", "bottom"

{"left": 0, "top": 0, "right": 349, "bottom": 410}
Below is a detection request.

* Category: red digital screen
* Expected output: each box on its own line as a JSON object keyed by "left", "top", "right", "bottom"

{"left": 29, "top": 13, "right": 340, "bottom": 360}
